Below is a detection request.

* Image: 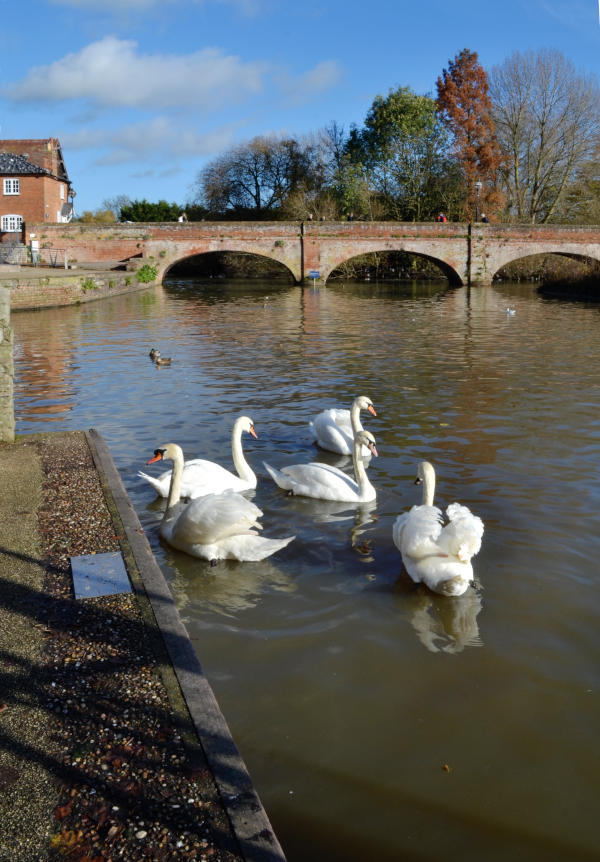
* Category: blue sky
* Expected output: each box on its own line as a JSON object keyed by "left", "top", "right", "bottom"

{"left": 1, "top": 0, "right": 599, "bottom": 214}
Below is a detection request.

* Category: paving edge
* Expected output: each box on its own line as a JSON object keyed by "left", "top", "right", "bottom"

{"left": 85, "top": 428, "right": 287, "bottom": 862}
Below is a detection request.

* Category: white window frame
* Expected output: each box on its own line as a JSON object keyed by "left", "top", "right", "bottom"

{"left": 60, "top": 184, "right": 65, "bottom": 200}
{"left": 1, "top": 214, "right": 23, "bottom": 232}
{"left": 3, "top": 178, "right": 20, "bottom": 195}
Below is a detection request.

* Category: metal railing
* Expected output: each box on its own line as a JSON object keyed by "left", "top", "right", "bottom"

{"left": 0, "top": 243, "right": 68, "bottom": 268}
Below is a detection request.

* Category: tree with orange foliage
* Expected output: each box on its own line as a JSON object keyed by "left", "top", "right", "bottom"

{"left": 436, "top": 49, "right": 503, "bottom": 221}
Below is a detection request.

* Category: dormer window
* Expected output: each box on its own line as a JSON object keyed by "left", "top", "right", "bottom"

{"left": 3, "top": 178, "right": 20, "bottom": 195}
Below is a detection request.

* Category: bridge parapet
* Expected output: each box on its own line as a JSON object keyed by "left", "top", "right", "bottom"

{"left": 24, "top": 221, "right": 600, "bottom": 287}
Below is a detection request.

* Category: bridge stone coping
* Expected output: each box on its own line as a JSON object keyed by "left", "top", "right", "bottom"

{"left": 23, "top": 221, "right": 600, "bottom": 287}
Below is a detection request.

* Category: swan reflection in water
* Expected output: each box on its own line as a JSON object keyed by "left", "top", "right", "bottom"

{"left": 402, "top": 585, "right": 484, "bottom": 654}
{"left": 164, "top": 553, "right": 296, "bottom": 617}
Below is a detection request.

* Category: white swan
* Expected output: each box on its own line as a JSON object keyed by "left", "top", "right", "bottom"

{"left": 146, "top": 443, "right": 295, "bottom": 562}
{"left": 263, "top": 429, "right": 378, "bottom": 503}
{"left": 392, "top": 461, "right": 484, "bottom": 597}
{"left": 138, "top": 415, "right": 258, "bottom": 499}
{"left": 309, "top": 395, "right": 376, "bottom": 456}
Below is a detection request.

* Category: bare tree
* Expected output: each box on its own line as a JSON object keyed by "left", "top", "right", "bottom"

{"left": 102, "top": 194, "right": 132, "bottom": 220}
{"left": 489, "top": 49, "right": 600, "bottom": 223}
{"left": 193, "top": 135, "right": 315, "bottom": 216}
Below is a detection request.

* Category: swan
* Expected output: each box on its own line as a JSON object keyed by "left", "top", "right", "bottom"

{"left": 146, "top": 443, "right": 295, "bottom": 563}
{"left": 309, "top": 395, "right": 376, "bottom": 456}
{"left": 138, "top": 415, "right": 258, "bottom": 499}
{"left": 392, "top": 461, "right": 484, "bottom": 597}
{"left": 263, "top": 429, "right": 378, "bottom": 503}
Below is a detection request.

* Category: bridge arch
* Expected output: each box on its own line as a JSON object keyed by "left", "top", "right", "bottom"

{"left": 323, "top": 245, "right": 463, "bottom": 286}
{"left": 489, "top": 248, "right": 600, "bottom": 283}
{"left": 161, "top": 248, "right": 296, "bottom": 283}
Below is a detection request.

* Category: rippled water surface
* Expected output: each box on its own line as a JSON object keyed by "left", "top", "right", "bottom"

{"left": 12, "top": 279, "right": 600, "bottom": 861}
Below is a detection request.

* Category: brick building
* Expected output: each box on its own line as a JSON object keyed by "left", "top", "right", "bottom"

{"left": 0, "top": 138, "right": 73, "bottom": 240}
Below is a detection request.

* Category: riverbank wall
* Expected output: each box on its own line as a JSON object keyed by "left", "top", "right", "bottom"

{"left": 0, "top": 285, "right": 14, "bottom": 441}
{"left": 1, "top": 265, "right": 156, "bottom": 311}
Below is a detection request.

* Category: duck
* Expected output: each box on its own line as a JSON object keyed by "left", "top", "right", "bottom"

{"left": 309, "top": 395, "right": 376, "bottom": 457}
{"left": 138, "top": 415, "right": 259, "bottom": 499}
{"left": 392, "top": 461, "right": 484, "bottom": 597}
{"left": 506, "top": 307, "right": 516, "bottom": 315}
{"left": 154, "top": 352, "right": 172, "bottom": 366}
{"left": 149, "top": 348, "right": 159, "bottom": 360}
{"left": 146, "top": 443, "right": 295, "bottom": 563}
{"left": 263, "top": 429, "right": 378, "bottom": 503}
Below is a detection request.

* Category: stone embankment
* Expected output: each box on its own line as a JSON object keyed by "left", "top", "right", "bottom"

{"left": 0, "top": 285, "right": 14, "bottom": 442}
{"left": 1, "top": 263, "right": 156, "bottom": 311}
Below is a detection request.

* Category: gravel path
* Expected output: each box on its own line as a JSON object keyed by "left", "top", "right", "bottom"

{"left": 0, "top": 432, "right": 243, "bottom": 862}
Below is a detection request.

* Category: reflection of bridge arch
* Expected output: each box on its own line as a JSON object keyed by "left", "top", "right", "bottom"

{"left": 326, "top": 247, "right": 463, "bottom": 286}
{"left": 162, "top": 248, "right": 296, "bottom": 282}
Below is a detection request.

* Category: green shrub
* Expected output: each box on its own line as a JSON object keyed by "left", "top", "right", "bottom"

{"left": 80, "top": 277, "right": 99, "bottom": 293}
{"left": 137, "top": 264, "right": 158, "bottom": 283}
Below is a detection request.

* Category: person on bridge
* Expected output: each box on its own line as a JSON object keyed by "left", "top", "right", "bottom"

{"left": 436, "top": 212, "right": 447, "bottom": 222}
{"left": 481, "top": 213, "right": 489, "bottom": 223}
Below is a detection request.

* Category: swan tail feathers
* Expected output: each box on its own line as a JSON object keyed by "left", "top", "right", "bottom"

{"left": 219, "top": 533, "right": 295, "bottom": 561}
{"left": 263, "top": 461, "right": 294, "bottom": 491}
{"left": 138, "top": 470, "right": 168, "bottom": 497}
{"left": 436, "top": 574, "right": 471, "bottom": 597}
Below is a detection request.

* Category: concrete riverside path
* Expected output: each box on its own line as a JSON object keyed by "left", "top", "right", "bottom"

{"left": 0, "top": 429, "right": 286, "bottom": 862}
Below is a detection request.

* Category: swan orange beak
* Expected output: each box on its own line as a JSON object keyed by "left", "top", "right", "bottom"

{"left": 370, "top": 443, "right": 378, "bottom": 457}
{"left": 368, "top": 404, "right": 377, "bottom": 417}
{"left": 146, "top": 449, "right": 165, "bottom": 465}
{"left": 250, "top": 426, "right": 258, "bottom": 439}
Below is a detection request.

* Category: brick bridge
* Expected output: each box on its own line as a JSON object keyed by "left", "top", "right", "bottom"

{"left": 26, "top": 221, "right": 600, "bottom": 286}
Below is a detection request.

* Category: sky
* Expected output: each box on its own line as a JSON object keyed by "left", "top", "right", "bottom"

{"left": 1, "top": 0, "right": 599, "bottom": 214}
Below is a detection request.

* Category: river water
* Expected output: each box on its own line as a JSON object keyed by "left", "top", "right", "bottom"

{"left": 12, "top": 279, "right": 600, "bottom": 862}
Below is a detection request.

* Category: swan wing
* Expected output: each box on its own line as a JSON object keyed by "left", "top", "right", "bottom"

{"left": 209, "top": 533, "right": 295, "bottom": 562}
{"left": 393, "top": 505, "right": 444, "bottom": 558}
{"left": 145, "top": 459, "right": 255, "bottom": 499}
{"left": 310, "top": 408, "right": 353, "bottom": 454}
{"left": 439, "top": 503, "right": 484, "bottom": 561}
{"left": 171, "top": 492, "right": 263, "bottom": 545}
{"left": 264, "top": 460, "right": 362, "bottom": 501}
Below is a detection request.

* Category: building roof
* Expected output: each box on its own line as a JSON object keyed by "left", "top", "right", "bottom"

{"left": 0, "top": 151, "right": 51, "bottom": 176}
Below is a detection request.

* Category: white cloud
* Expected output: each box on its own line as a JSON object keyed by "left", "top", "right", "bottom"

{"left": 61, "top": 117, "right": 239, "bottom": 164}
{"left": 278, "top": 60, "right": 343, "bottom": 106}
{"left": 6, "top": 36, "right": 266, "bottom": 111}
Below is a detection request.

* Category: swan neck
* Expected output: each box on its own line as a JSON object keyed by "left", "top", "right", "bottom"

{"left": 165, "top": 447, "right": 183, "bottom": 511}
{"left": 232, "top": 421, "right": 255, "bottom": 481}
{"left": 422, "top": 470, "right": 435, "bottom": 507}
{"left": 353, "top": 438, "right": 373, "bottom": 495}
{"left": 350, "top": 400, "right": 363, "bottom": 433}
